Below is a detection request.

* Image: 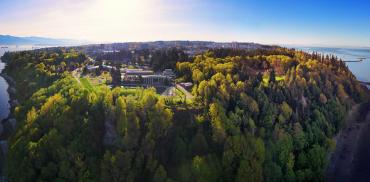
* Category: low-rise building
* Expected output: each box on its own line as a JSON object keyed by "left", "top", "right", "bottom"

{"left": 102, "top": 65, "right": 114, "bottom": 70}
{"left": 121, "top": 68, "right": 154, "bottom": 82}
{"left": 179, "top": 82, "right": 193, "bottom": 90}
{"left": 86, "top": 65, "right": 99, "bottom": 70}
{"left": 121, "top": 68, "right": 173, "bottom": 86}
{"left": 162, "top": 69, "right": 175, "bottom": 79}
{"left": 142, "top": 75, "right": 168, "bottom": 85}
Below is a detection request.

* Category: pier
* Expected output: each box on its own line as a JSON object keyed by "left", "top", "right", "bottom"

{"left": 343, "top": 58, "right": 369, "bottom": 63}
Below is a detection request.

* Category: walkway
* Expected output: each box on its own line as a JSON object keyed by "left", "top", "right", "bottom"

{"left": 161, "top": 86, "right": 176, "bottom": 96}
{"left": 72, "top": 68, "right": 81, "bottom": 84}
{"left": 176, "top": 84, "right": 194, "bottom": 99}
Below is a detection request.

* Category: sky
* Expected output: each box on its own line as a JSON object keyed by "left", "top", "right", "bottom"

{"left": 0, "top": 0, "right": 370, "bottom": 47}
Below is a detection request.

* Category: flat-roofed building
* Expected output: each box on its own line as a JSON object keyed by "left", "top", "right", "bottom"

{"left": 179, "top": 82, "right": 193, "bottom": 90}
{"left": 142, "top": 75, "right": 168, "bottom": 85}
{"left": 121, "top": 68, "right": 154, "bottom": 82}
{"left": 162, "top": 69, "right": 175, "bottom": 79}
{"left": 87, "top": 65, "right": 99, "bottom": 70}
{"left": 126, "top": 69, "right": 154, "bottom": 76}
{"left": 121, "top": 68, "right": 173, "bottom": 86}
{"left": 102, "top": 65, "right": 114, "bottom": 71}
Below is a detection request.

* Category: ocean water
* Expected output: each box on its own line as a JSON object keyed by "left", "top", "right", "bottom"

{"left": 295, "top": 47, "right": 370, "bottom": 89}
{"left": 0, "top": 57, "right": 9, "bottom": 121}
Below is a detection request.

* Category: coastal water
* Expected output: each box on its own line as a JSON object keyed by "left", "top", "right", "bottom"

{"left": 0, "top": 45, "right": 35, "bottom": 121}
{"left": 295, "top": 47, "right": 370, "bottom": 89}
{"left": 0, "top": 74, "right": 9, "bottom": 122}
{"left": 0, "top": 48, "right": 10, "bottom": 121}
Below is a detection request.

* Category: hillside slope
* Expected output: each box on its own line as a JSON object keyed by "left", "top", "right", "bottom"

{"left": 1, "top": 47, "right": 369, "bottom": 182}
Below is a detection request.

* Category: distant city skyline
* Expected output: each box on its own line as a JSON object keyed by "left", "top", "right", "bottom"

{"left": 1, "top": 0, "right": 369, "bottom": 47}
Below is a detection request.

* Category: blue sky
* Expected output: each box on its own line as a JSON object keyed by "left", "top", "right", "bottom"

{"left": 0, "top": 0, "right": 369, "bottom": 46}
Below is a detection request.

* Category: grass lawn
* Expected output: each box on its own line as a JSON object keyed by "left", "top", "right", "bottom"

{"left": 165, "top": 87, "right": 194, "bottom": 106}
{"left": 79, "top": 72, "right": 113, "bottom": 93}
{"left": 83, "top": 72, "right": 112, "bottom": 86}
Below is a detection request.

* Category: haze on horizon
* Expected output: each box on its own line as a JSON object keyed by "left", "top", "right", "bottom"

{"left": 0, "top": 0, "right": 370, "bottom": 47}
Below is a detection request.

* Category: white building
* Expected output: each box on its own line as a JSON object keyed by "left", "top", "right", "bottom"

{"left": 162, "top": 69, "right": 175, "bottom": 79}
{"left": 121, "top": 68, "right": 172, "bottom": 86}
{"left": 102, "top": 65, "right": 114, "bottom": 70}
{"left": 121, "top": 68, "right": 154, "bottom": 82}
{"left": 142, "top": 75, "right": 168, "bottom": 85}
{"left": 86, "top": 65, "right": 99, "bottom": 70}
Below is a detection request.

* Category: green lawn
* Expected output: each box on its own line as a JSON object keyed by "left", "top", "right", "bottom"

{"left": 164, "top": 87, "right": 194, "bottom": 107}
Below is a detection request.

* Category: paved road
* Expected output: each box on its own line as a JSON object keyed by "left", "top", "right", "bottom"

{"left": 72, "top": 68, "right": 81, "bottom": 84}
{"left": 176, "top": 84, "right": 194, "bottom": 99}
{"left": 161, "top": 86, "right": 176, "bottom": 96}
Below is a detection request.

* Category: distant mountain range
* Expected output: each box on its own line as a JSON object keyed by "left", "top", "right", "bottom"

{"left": 0, "top": 35, "right": 86, "bottom": 46}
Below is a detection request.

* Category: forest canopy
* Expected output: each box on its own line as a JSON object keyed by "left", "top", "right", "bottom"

{"left": 1, "top": 47, "right": 368, "bottom": 182}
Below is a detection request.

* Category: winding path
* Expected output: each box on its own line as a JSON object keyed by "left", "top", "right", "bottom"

{"left": 72, "top": 68, "right": 81, "bottom": 84}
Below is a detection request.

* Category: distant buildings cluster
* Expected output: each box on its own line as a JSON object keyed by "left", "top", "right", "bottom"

{"left": 80, "top": 41, "right": 266, "bottom": 57}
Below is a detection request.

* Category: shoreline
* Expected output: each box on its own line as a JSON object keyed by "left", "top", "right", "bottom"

{"left": 0, "top": 72, "right": 16, "bottom": 122}
{"left": 0, "top": 71, "right": 18, "bottom": 138}
{"left": 0, "top": 70, "right": 17, "bottom": 178}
